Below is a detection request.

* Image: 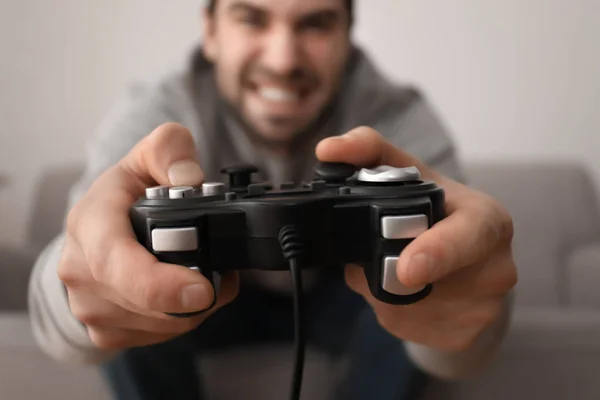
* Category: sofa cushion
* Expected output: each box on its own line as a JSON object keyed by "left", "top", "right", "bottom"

{"left": 567, "top": 241, "right": 600, "bottom": 307}
{"left": 0, "top": 313, "right": 110, "bottom": 400}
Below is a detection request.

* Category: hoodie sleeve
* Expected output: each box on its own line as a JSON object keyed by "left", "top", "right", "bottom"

{"left": 27, "top": 76, "right": 186, "bottom": 364}
{"left": 379, "top": 92, "right": 514, "bottom": 379}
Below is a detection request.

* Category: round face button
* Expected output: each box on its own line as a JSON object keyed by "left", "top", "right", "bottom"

{"left": 145, "top": 186, "right": 169, "bottom": 199}
{"left": 357, "top": 166, "right": 421, "bottom": 183}
{"left": 169, "top": 186, "right": 194, "bottom": 199}
{"left": 202, "top": 182, "right": 226, "bottom": 196}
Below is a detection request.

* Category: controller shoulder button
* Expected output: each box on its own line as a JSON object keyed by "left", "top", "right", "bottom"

{"left": 358, "top": 166, "right": 421, "bottom": 183}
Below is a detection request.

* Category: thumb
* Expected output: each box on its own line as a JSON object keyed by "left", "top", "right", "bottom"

{"left": 119, "top": 122, "right": 204, "bottom": 191}
{"left": 315, "top": 126, "right": 440, "bottom": 181}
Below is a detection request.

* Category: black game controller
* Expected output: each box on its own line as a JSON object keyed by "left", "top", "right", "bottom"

{"left": 129, "top": 161, "right": 446, "bottom": 312}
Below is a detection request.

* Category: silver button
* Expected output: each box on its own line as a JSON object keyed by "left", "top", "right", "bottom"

{"left": 151, "top": 227, "right": 198, "bottom": 252}
{"left": 381, "top": 214, "right": 428, "bottom": 239}
{"left": 202, "top": 182, "right": 226, "bottom": 196}
{"left": 169, "top": 186, "right": 194, "bottom": 199}
{"left": 381, "top": 257, "right": 426, "bottom": 295}
{"left": 358, "top": 166, "right": 421, "bottom": 183}
{"left": 146, "top": 186, "right": 169, "bottom": 199}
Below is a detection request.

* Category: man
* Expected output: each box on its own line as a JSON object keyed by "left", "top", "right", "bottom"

{"left": 28, "top": 0, "right": 517, "bottom": 399}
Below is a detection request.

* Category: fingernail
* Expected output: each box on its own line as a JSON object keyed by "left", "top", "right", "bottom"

{"left": 344, "top": 128, "right": 371, "bottom": 139}
{"left": 404, "top": 253, "right": 434, "bottom": 285}
{"left": 180, "top": 284, "right": 209, "bottom": 310}
{"left": 168, "top": 160, "right": 204, "bottom": 186}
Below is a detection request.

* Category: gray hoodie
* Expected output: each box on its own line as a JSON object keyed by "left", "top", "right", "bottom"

{"left": 28, "top": 46, "right": 512, "bottom": 380}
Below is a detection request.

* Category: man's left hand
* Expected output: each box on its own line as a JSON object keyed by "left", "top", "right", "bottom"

{"left": 316, "top": 127, "right": 518, "bottom": 353}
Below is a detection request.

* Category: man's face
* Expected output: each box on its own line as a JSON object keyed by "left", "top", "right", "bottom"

{"left": 202, "top": 0, "right": 351, "bottom": 143}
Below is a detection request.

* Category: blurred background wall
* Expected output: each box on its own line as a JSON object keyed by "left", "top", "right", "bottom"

{"left": 0, "top": 0, "right": 598, "bottom": 248}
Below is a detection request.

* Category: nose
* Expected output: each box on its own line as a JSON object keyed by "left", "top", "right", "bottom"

{"left": 260, "top": 26, "right": 301, "bottom": 76}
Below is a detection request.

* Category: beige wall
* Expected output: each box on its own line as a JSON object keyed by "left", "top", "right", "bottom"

{"left": 1, "top": 0, "right": 599, "bottom": 247}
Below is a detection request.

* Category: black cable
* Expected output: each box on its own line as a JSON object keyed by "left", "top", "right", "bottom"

{"left": 278, "top": 226, "right": 305, "bottom": 400}
{"left": 289, "top": 257, "right": 304, "bottom": 400}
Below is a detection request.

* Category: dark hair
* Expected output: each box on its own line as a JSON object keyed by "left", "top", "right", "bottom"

{"left": 206, "top": 0, "right": 354, "bottom": 25}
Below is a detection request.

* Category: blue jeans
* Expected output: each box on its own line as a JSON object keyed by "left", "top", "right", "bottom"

{"left": 100, "top": 268, "right": 429, "bottom": 399}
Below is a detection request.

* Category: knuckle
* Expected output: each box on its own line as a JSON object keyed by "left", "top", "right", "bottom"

{"left": 57, "top": 243, "right": 86, "bottom": 289}
{"left": 496, "top": 266, "right": 518, "bottom": 293}
{"left": 87, "top": 329, "right": 128, "bottom": 351}
{"left": 443, "top": 329, "right": 480, "bottom": 353}
{"left": 495, "top": 204, "right": 514, "bottom": 241}
{"left": 57, "top": 257, "right": 76, "bottom": 286}
{"left": 482, "top": 195, "right": 514, "bottom": 243}
{"left": 72, "top": 307, "right": 106, "bottom": 327}
{"left": 476, "top": 302, "right": 503, "bottom": 328}
{"left": 65, "top": 206, "right": 79, "bottom": 235}
{"left": 452, "top": 335, "right": 477, "bottom": 353}
{"left": 57, "top": 265, "right": 79, "bottom": 289}
{"left": 148, "top": 122, "right": 192, "bottom": 152}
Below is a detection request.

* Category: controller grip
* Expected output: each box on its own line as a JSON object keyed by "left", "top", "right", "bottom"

{"left": 166, "top": 267, "right": 221, "bottom": 318}
{"left": 364, "top": 256, "right": 432, "bottom": 305}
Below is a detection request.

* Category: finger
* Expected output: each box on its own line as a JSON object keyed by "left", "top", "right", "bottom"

{"left": 119, "top": 122, "right": 205, "bottom": 190}
{"left": 315, "top": 126, "right": 440, "bottom": 181}
{"left": 67, "top": 124, "right": 213, "bottom": 315}
{"left": 86, "top": 325, "right": 179, "bottom": 350}
{"left": 344, "top": 263, "right": 371, "bottom": 297}
{"left": 67, "top": 286, "right": 207, "bottom": 334}
{"left": 396, "top": 199, "right": 513, "bottom": 287}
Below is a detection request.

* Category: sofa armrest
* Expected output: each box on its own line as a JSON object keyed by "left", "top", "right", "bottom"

{"left": 567, "top": 241, "right": 600, "bottom": 308}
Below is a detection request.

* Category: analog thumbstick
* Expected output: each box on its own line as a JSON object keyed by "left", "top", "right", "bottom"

{"left": 314, "top": 161, "right": 357, "bottom": 183}
{"left": 221, "top": 164, "right": 259, "bottom": 189}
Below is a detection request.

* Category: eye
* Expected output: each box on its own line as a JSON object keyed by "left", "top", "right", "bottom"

{"left": 237, "top": 11, "right": 267, "bottom": 29}
{"left": 298, "top": 13, "right": 338, "bottom": 33}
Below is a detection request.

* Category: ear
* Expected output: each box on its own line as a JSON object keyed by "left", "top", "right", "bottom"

{"left": 201, "top": 7, "right": 217, "bottom": 62}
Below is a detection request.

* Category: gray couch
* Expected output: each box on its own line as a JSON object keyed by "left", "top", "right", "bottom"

{"left": 1, "top": 159, "right": 600, "bottom": 400}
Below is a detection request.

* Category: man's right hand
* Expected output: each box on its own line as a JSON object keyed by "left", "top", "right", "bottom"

{"left": 57, "top": 123, "right": 239, "bottom": 350}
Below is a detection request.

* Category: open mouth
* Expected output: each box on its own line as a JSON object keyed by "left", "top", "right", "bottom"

{"left": 258, "top": 87, "right": 301, "bottom": 103}
{"left": 246, "top": 80, "right": 314, "bottom": 106}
